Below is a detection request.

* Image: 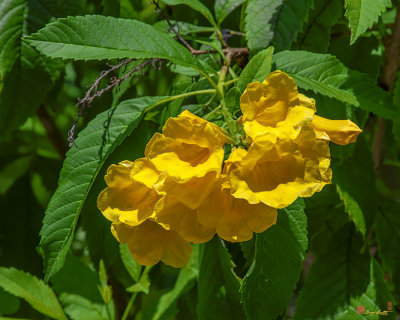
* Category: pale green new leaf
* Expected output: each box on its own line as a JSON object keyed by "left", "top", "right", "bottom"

{"left": 151, "top": 246, "right": 199, "bottom": 320}
{"left": 295, "top": 0, "right": 342, "bottom": 53}
{"left": 375, "top": 198, "right": 400, "bottom": 295}
{"left": 214, "top": 0, "right": 246, "bottom": 25}
{"left": 0, "top": 267, "right": 67, "bottom": 320}
{"left": 241, "top": 199, "right": 308, "bottom": 320}
{"left": 237, "top": 47, "right": 274, "bottom": 92}
{"left": 273, "top": 50, "right": 400, "bottom": 121}
{"left": 345, "top": 0, "right": 391, "bottom": 45}
{"left": 245, "top": 0, "right": 314, "bottom": 51}
{"left": 334, "top": 137, "right": 376, "bottom": 237}
{"left": 60, "top": 294, "right": 109, "bottom": 320}
{"left": 161, "top": 0, "right": 217, "bottom": 28}
{"left": 40, "top": 96, "right": 167, "bottom": 282}
{"left": 27, "top": 15, "right": 204, "bottom": 71}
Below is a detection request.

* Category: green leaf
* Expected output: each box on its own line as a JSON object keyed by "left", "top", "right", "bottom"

{"left": 197, "top": 237, "right": 244, "bottom": 320}
{"left": 225, "top": 87, "right": 241, "bottom": 114}
{"left": 245, "top": 0, "right": 314, "bottom": 51}
{"left": 0, "top": 156, "right": 32, "bottom": 195}
{"left": 0, "top": 287, "right": 20, "bottom": 315}
{"left": 273, "top": 50, "right": 400, "bottom": 121}
{"left": 51, "top": 254, "right": 102, "bottom": 302}
{"left": 161, "top": 0, "right": 217, "bottom": 28}
{"left": 334, "top": 137, "right": 376, "bottom": 237}
{"left": 295, "top": 224, "right": 370, "bottom": 319}
{"left": 153, "top": 20, "right": 215, "bottom": 35}
{"left": 237, "top": 47, "right": 274, "bottom": 92}
{"left": 0, "top": 0, "right": 79, "bottom": 142}
{"left": 60, "top": 294, "right": 109, "bottom": 320}
{"left": 0, "top": 267, "right": 67, "bottom": 320}
{"left": 375, "top": 198, "right": 400, "bottom": 296}
{"left": 295, "top": 0, "right": 342, "bottom": 53}
{"left": 39, "top": 96, "right": 168, "bottom": 282}
{"left": 27, "top": 15, "right": 204, "bottom": 71}
{"left": 120, "top": 244, "right": 142, "bottom": 282}
{"left": 126, "top": 274, "right": 150, "bottom": 294}
{"left": 214, "top": 0, "right": 246, "bottom": 25}
{"left": 0, "top": 0, "right": 24, "bottom": 78}
{"left": 240, "top": 199, "right": 307, "bottom": 320}
{"left": 151, "top": 246, "right": 199, "bottom": 320}
{"left": 340, "top": 259, "right": 397, "bottom": 320}
{"left": 345, "top": 0, "right": 391, "bottom": 45}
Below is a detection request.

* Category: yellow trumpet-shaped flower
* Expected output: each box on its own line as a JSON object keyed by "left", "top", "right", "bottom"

{"left": 228, "top": 127, "right": 332, "bottom": 209}
{"left": 145, "top": 110, "right": 230, "bottom": 182}
{"left": 198, "top": 148, "right": 277, "bottom": 242}
{"left": 111, "top": 221, "right": 192, "bottom": 268}
{"left": 311, "top": 115, "right": 362, "bottom": 145}
{"left": 97, "top": 159, "right": 160, "bottom": 226}
{"left": 240, "top": 70, "right": 362, "bottom": 145}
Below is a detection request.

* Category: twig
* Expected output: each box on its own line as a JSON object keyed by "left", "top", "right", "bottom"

{"left": 151, "top": 0, "right": 195, "bottom": 52}
{"left": 68, "top": 58, "right": 162, "bottom": 147}
{"left": 374, "top": 2, "right": 400, "bottom": 169}
{"left": 36, "top": 105, "right": 68, "bottom": 159}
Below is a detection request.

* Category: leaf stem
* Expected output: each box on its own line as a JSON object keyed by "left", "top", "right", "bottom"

{"left": 223, "top": 78, "right": 239, "bottom": 86}
{"left": 145, "top": 89, "right": 216, "bottom": 112}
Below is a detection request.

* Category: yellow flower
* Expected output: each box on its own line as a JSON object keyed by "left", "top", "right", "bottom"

{"left": 111, "top": 220, "right": 192, "bottom": 268}
{"left": 228, "top": 127, "right": 332, "bottom": 209}
{"left": 97, "top": 159, "right": 160, "bottom": 226}
{"left": 311, "top": 115, "right": 362, "bottom": 145}
{"left": 145, "top": 110, "right": 230, "bottom": 182}
{"left": 240, "top": 70, "right": 362, "bottom": 145}
{"left": 154, "top": 194, "right": 215, "bottom": 244}
{"left": 198, "top": 148, "right": 277, "bottom": 242}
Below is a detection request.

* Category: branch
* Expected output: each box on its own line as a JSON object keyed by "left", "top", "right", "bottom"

{"left": 68, "top": 58, "right": 162, "bottom": 147}
{"left": 374, "top": 2, "right": 400, "bottom": 169}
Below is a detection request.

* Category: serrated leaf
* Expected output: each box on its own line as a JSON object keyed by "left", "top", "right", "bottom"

{"left": 0, "top": 0, "right": 79, "bottom": 142}
{"left": 237, "top": 47, "right": 274, "bottom": 92}
{"left": 273, "top": 50, "right": 400, "bottom": 121}
{"left": 197, "top": 237, "right": 244, "bottom": 320}
{"left": 245, "top": 0, "right": 314, "bottom": 51}
{"left": 345, "top": 0, "right": 391, "bottom": 45}
{"left": 295, "top": 0, "right": 342, "bottom": 53}
{"left": 151, "top": 246, "right": 199, "bottom": 320}
{"left": 27, "top": 15, "right": 205, "bottom": 71}
{"left": 39, "top": 96, "right": 168, "bottom": 282}
{"left": 153, "top": 20, "right": 215, "bottom": 36}
{"left": 214, "top": 0, "right": 246, "bottom": 25}
{"left": 375, "top": 198, "right": 400, "bottom": 296}
{"left": 0, "top": 0, "right": 24, "bottom": 78}
{"left": 0, "top": 267, "right": 67, "bottom": 320}
{"left": 120, "top": 244, "right": 142, "bottom": 282}
{"left": 295, "top": 224, "right": 369, "bottom": 319}
{"left": 161, "top": 0, "right": 217, "bottom": 28}
{"left": 334, "top": 137, "right": 376, "bottom": 237}
{"left": 241, "top": 199, "right": 307, "bottom": 320}
{"left": 60, "top": 294, "right": 109, "bottom": 320}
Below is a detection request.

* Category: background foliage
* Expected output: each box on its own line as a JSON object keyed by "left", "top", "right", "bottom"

{"left": 0, "top": 0, "right": 399, "bottom": 319}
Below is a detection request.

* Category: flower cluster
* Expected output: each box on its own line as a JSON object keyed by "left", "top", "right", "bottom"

{"left": 97, "top": 70, "right": 362, "bottom": 268}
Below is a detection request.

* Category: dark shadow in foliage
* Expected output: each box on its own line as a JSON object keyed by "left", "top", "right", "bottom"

{"left": 295, "top": 223, "right": 370, "bottom": 319}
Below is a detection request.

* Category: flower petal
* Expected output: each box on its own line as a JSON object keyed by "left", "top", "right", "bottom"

{"left": 311, "top": 115, "right": 362, "bottom": 145}
{"left": 97, "top": 159, "right": 159, "bottom": 226}
{"left": 111, "top": 220, "right": 192, "bottom": 268}
{"left": 229, "top": 127, "right": 332, "bottom": 208}
{"left": 154, "top": 196, "right": 215, "bottom": 244}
